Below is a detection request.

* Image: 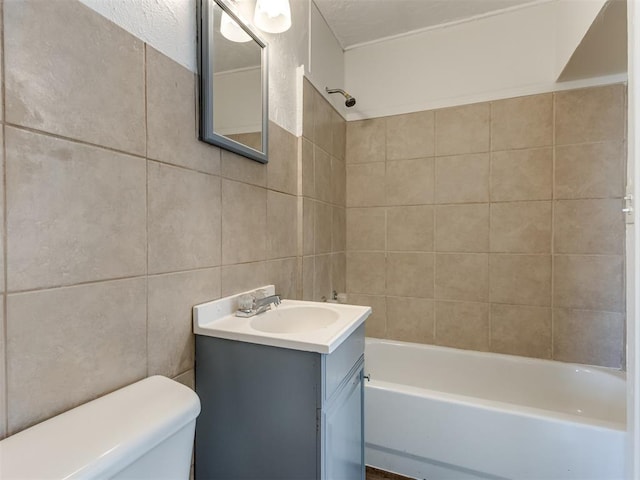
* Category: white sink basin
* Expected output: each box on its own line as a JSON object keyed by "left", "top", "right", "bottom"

{"left": 250, "top": 306, "right": 340, "bottom": 333}
{"left": 193, "top": 286, "right": 372, "bottom": 353}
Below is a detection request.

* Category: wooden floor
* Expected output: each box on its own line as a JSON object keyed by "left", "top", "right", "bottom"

{"left": 366, "top": 466, "right": 415, "bottom": 480}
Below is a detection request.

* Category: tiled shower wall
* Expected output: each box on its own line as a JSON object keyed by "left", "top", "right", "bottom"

{"left": 300, "top": 79, "right": 347, "bottom": 301}
{"left": 346, "top": 84, "right": 626, "bottom": 368}
{"left": 0, "top": 0, "right": 301, "bottom": 438}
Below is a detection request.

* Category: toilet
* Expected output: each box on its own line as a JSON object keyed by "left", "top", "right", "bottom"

{"left": 0, "top": 375, "right": 201, "bottom": 479}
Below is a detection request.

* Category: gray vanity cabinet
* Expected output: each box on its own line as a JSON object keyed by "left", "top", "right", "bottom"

{"left": 194, "top": 324, "right": 365, "bottom": 480}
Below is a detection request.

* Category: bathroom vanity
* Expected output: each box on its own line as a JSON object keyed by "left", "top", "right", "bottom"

{"left": 193, "top": 287, "right": 370, "bottom": 480}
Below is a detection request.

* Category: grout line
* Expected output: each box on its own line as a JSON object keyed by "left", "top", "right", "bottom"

{"left": 6, "top": 274, "right": 149, "bottom": 296}
{"left": 432, "top": 113, "right": 438, "bottom": 341}
{"left": 143, "top": 43, "right": 150, "bottom": 379}
{"left": 4, "top": 123, "right": 222, "bottom": 179}
{"left": 383, "top": 117, "right": 389, "bottom": 337}
{"left": 551, "top": 92, "right": 557, "bottom": 361}
{"left": 4, "top": 123, "right": 147, "bottom": 160}
{"left": 488, "top": 101, "right": 493, "bottom": 351}
{"left": 1, "top": 0, "right": 7, "bottom": 437}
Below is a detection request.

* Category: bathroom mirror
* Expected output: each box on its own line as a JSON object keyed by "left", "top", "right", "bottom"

{"left": 199, "top": 0, "right": 269, "bottom": 163}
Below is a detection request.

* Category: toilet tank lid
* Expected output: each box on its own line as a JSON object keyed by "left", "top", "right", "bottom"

{"left": 0, "top": 376, "right": 201, "bottom": 479}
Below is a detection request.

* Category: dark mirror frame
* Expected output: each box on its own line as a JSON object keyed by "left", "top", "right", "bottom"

{"left": 198, "top": 0, "right": 269, "bottom": 164}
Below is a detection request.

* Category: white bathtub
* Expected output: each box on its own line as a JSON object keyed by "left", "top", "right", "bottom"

{"left": 364, "top": 338, "right": 627, "bottom": 480}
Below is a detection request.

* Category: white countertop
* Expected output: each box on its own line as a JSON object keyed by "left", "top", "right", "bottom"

{"left": 193, "top": 286, "right": 371, "bottom": 354}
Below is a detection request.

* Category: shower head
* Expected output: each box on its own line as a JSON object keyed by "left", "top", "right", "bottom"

{"left": 325, "top": 87, "right": 356, "bottom": 108}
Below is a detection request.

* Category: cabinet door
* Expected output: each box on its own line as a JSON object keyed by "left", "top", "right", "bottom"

{"left": 323, "top": 366, "right": 364, "bottom": 480}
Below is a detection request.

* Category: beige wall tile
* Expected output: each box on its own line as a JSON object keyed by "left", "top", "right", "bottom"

{"left": 554, "top": 199, "right": 624, "bottom": 255}
{"left": 386, "top": 158, "right": 434, "bottom": 205}
{"left": 347, "top": 163, "right": 386, "bottom": 207}
{"left": 147, "top": 46, "right": 220, "bottom": 174}
{"left": 332, "top": 109, "right": 346, "bottom": 161}
{"left": 314, "top": 254, "right": 332, "bottom": 301}
{"left": 221, "top": 179, "right": 266, "bottom": 265}
{"left": 386, "top": 111, "right": 435, "bottom": 160}
{"left": 301, "top": 138, "right": 314, "bottom": 197}
{"left": 148, "top": 162, "right": 221, "bottom": 273}
{"left": 347, "top": 252, "right": 386, "bottom": 295}
{"left": 6, "top": 278, "right": 146, "bottom": 434}
{"left": 296, "top": 257, "right": 303, "bottom": 300}
{"left": 315, "top": 202, "right": 333, "bottom": 254}
{"left": 347, "top": 207, "right": 386, "bottom": 251}
{"left": 315, "top": 147, "right": 332, "bottom": 203}
{"left": 148, "top": 268, "right": 220, "bottom": 378}
{"left": 5, "top": 0, "right": 145, "bottom": 155}
{"left": 314, "top": 91, "right": 333, "bottom": 154}
{"left": 267, "top": 122, "right": 298, "bottom": 195}
{"left": 555, "top": 84, "right": 625, "bottom": 145}
{"left": 435, "top": 204, "right": 488, "bottom": 253}
{"left": 265, "top": 258, "right": 298, "bottom": 300}
{"left": 332, "top": 206, "right": 346, "bottom": 252}
{"left": 386, "top": 253, "right": 434, "bottom": 298}
{"left": 6, "top": 128, "right": 146, "bottom": 291}
{"left": 386, "top": 297, "right": 435, "bottom": 343}
{"left": 553, "top": 255, "right": 624, "bottom": 312}
{"left": 490, "top": 201, "right": 552, "bottom": 253}
{"left": 555, "top": 142, "right": 624, "bottom": 199}
{"left": 0, "top": 14, "right": 3, "bottom": 122}
{"left": 302, "top": 78, "right": 315, "bottom": 141}
{"left": 491, "top": 94, "right": 553, "bottom": 150}
{"left": 0, "top": 130, "right": 3, "bottom": 291}
{"left": 553, "top": 308, "right": 624, "bottom": 368}
{"left": 490, "top": 254, "right": 551, "bottom": 306}
{"left": 347, "top": 294, "right": 386, "bottom": 338}
{"left": 267, "top": 191, "right": 298, "bottom": 259}
{"left": 435, "top": 153, "right": 489, "bottom": 204}
{"left": 388, "top": 206, "right": 434, "bottom": 252}
{"left": 435, "top": 103, "right": 490, "bottom": 156}
{"left": 302, "top": 256, "right": 314, "bottom": 300}
{"left": 435, "top": 253, "right": 489, "bottom": 302}
{"left": 0, "top": 296, "right": 5, "bottom": 439}
{"left": 490, "top": 148, "right": 552, "bottom": 201}
{"left": 221, "top": 261, "right": 266, "bottom": 297}
{"left": 331, "top": 253, "right": 346, "bottom": 294}
{"left": 490, "top": 304, "right": 551, "bottom": 358}
{"left": 221, "top": 150, "right": 267, "bottom": 187}
{"left": 346, "top": 119, "right": 386, "bottom": 164}
{"left": 303, "top": 199, "right": 315, "bottom": 255}
{"left": 332, "top": 157, "right": 346, "bottom": 206}
{"left": 173, "top": 370, "right": 195, "bottom": 390}
{"left": 435, "top": 301, "right": 489, "bottom": 351}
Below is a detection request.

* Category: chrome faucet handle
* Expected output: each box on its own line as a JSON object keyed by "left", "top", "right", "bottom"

{"left": 237, "top": 294, "right": 254, "bottom": 313}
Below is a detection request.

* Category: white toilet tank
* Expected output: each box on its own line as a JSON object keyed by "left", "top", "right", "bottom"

{"left": 0, "top": 375, "right": 201, "bottom": 479}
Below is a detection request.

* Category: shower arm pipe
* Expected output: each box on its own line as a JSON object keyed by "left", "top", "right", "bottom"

{"left": 325, "top": 87, "right": 356, "bottom": 107}
{"left": 326, "top": 88, "right": 348, "bottom": 96}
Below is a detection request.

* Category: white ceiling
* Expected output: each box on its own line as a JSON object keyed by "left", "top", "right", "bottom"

{"left": 314, "top": 0, "right": 547, "bottom": 49}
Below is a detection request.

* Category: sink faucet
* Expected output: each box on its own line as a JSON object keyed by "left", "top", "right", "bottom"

{"left": 254, "top": 294, "right": 281, "bottom": 311}
{"left": 236, "top": 294, "right": 281, "bottom": 317}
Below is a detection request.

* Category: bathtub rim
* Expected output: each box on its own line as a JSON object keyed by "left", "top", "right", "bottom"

{"left": 365, "top": 337, "right": 626, "bottom": 379}
{"left": 364, "top": 337, "right": 626, "bottom": 431}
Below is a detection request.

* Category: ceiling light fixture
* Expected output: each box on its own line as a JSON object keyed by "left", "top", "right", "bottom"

{"left": 220, "top": 10, "right": 252, "bottom": 43}
{"left": 253, "top": 0, "right": 292, "bottom": 34}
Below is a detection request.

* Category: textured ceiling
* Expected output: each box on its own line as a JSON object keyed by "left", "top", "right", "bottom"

{"left": 314, "top": 0, "right": 545, "bottom": 49}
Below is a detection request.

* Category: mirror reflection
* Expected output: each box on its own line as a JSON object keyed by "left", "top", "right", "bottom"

{"left": 212, "top": 4, "right": 263, "bottom": 152}
{"left": 199, "top": 0, "right": 268, "bottom": 163}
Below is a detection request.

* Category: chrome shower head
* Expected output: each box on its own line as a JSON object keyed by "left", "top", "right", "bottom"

{"left": 325, "top": 87, "right": 356, "bottom": 108}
